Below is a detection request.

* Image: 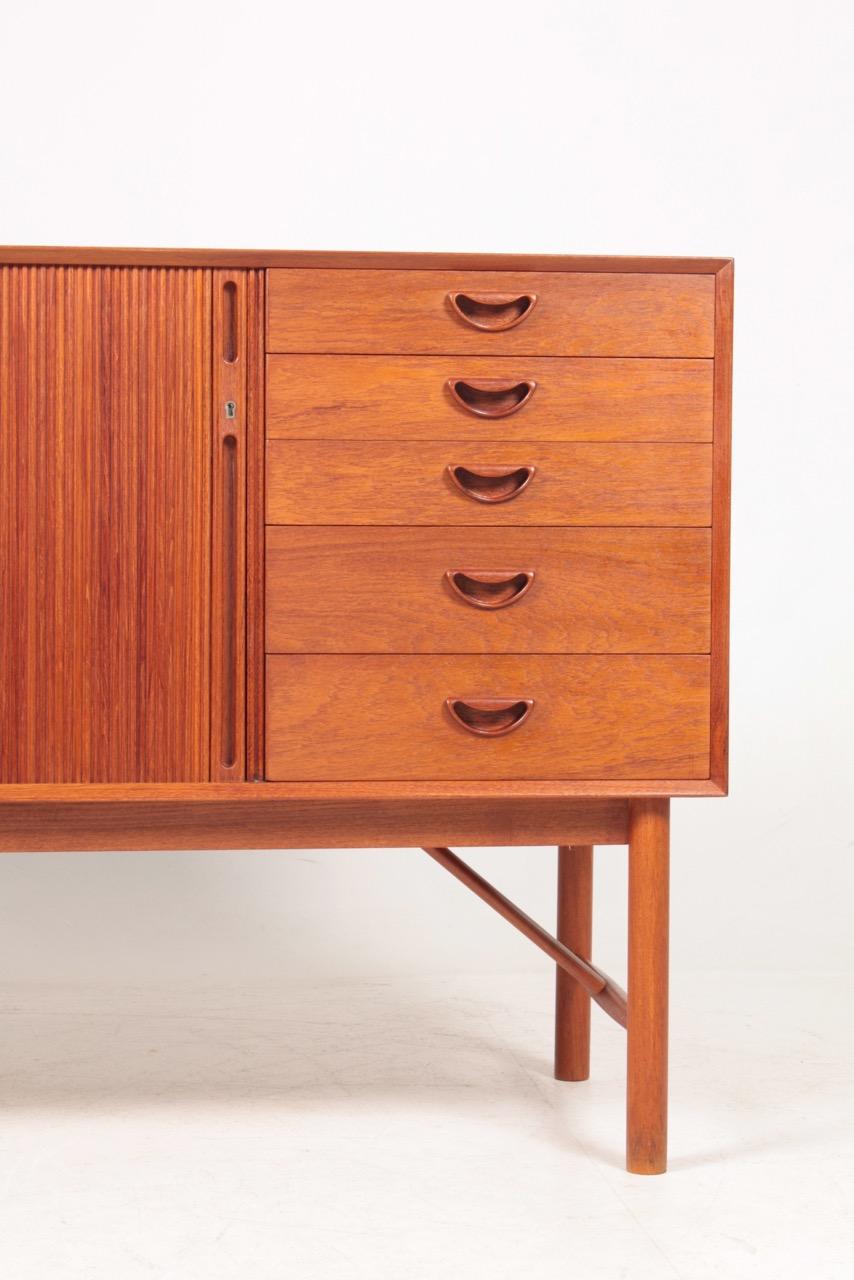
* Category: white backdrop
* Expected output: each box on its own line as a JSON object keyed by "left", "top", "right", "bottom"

{"left": 1, "top": 0, "right": 852, "bottom": 987}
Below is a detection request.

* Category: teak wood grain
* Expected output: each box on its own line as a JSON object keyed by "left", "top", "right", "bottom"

{"left": 245, "top": 269, "right": 267, "bottom": 781}
{"left": 627, "top": 798, "right": 670, "bottom": 1173}
{"left": 0, "top": 796, "right": 630, "bottom": 852}
{"left": 0, "top": 247, "right": 732, "bottom": 273}
{"left": 266, "top": 441, "right": 712, "bottom": 527}
{"left": 0, "top": 779, "right": 726, "bottom": 805}
{"left": 210, "top": 271, "right": 249, "bottom": 781}
{"left": 265, "top": 655, "right": 711, "bottom": 782}
{"left": 555, "top": 844, "right": 594, "bottom": 1080}
{"left": 710, "top": 261, "right": 733, "bottom": 792}
{"left": 266, "top": 270, "right": 715, "bottom": 356}
{"left": 209, "top": 269, "right": 265, "bottom": 782}
{"left": 265, "top": 527, "right": 712, "bottom": 654}
{"left": 0, "top": 265, "right": 213, "bottom": 783}
{"left": 266, "top": 355, "right": 714, "bottom": 443}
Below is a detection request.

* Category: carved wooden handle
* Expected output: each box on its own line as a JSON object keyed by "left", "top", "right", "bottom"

{"left": 216, "top": 432, "right": 239, "bottom": 771}
{"left": 445, "top": 698, "right": 534, "bottom": 736}
{"left": 446, "top": 378, "right": 537, "bottom": 418}
{"left": 445, "top": 569, "right": 534, "bottom": 610}
{"left": 447, "top": 463, "right": 535, "bottom": 503}
{"left": 448, "top": 292, "right": 538, "bottom": 331}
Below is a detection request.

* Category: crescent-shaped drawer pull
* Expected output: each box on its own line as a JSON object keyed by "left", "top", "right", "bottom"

{"left": 447, "top": 292, "right": 538, "bottom": 331}
{"left": 447, "top": 463, "right": 535, "bottom": 503}
{"left": 445, "top": 697, "right": 534, "bottom": 736}
{"left": 447, "top": 378, "right": 537, "bottom": 418}
{"left": 445, "top": 569, "right": 535, "bottom": 610}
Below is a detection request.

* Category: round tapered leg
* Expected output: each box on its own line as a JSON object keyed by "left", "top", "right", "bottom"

{"left": 554, "top": 844, "right": 594, "bottom": 1081}
{"left": 626, "top": 799, "right": 670, "bottom": 1174}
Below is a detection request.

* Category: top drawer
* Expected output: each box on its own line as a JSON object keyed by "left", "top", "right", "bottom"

{"left": 266, "top": 270, "right": 715, "bottom": 357}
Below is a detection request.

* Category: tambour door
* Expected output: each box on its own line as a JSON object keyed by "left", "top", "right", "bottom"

{"left": 0, "top": 265, "right": 262, "bottom": 782}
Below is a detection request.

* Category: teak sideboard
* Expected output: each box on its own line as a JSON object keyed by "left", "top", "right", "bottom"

{"left": 0, "top": 246, "right": 733, "bottom": 1174}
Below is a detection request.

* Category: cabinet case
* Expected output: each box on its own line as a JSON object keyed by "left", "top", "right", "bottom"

{"left": 0, "top": 247, "right": 733, "bottom": 1174}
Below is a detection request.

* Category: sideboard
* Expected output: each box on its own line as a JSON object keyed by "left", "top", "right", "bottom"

{"left": 0, "top": 246, "right": 733, "bottom": 1173}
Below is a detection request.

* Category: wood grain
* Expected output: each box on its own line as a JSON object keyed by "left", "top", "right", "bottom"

{"left": 627, "top": 798, "right": 670, "bottom": 1174}
{"left": 0, "top": 265, "right": 212, "bottom": 783}
{"left": 267, "top": 270, "right": 715, "bottom": 356}
{"left": 266, "top": 355, "right": 714, "bottom": 443}
{"left": 0, "top": 779, "right": 726, "bottom": 805}
{"left": 210, "top": 271, "right": 248, "bottom": 780}
{"left": 710, "top": 261, "right": 733, "bottom": 792}
{"left": 266, "top": 441, "right": 712, "bottom": 526}
{"left": 265, "top": 527, "right": 711, "bottom": 653}
{"left": 0, "top": 796, "right": 629, "bottom": 852}
{"left": 555, "top": 845, "right": 594, "bottom": 1080}
{"left": 265, "top": 655, "right": 710, "bottom": 781}
{"left": 0, "top": 247, "right": 733, "bottom": 274}
{"left": 246, "top": 269, "right": 267, "bottom": 781}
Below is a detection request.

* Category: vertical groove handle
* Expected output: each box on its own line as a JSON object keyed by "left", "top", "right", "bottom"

{"left": 222, "top": 281, "right": 238, "bottom": 363}
{"left": 211, "top": 272, "right": 247, "bottom": 781}
{"left": 218, "top": 433, "right": 238, "bottom": 769}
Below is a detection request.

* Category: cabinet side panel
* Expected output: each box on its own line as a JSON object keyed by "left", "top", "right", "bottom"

{"left": 0, "top": 265, "right": 212, "bottom": 782}
{"left": 710, "top": 262, "right": 733, "bottom": 789}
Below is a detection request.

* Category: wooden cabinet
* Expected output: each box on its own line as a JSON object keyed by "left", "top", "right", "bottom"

{"left": 0, "top": 247, "right": 733, "bottom": 1175}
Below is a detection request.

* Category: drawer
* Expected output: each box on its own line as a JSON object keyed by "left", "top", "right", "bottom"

{"left": 265, "top": 655, "right": 711, "bottom": 780}
{"left": 266, "top": 527, "right": 711, "bottom": 654}
{"left": 266, "top": 355, "right": 713, "bottom": 443}
{"left": 266, "top": 442, "right": 712, "bottom": 526}
{"left": 267, "top": 270, "right": 715, "bottom": 357}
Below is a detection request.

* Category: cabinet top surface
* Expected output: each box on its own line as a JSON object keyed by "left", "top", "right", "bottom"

{"left": 0, "top": 246, "right": 733, "bottom": 273}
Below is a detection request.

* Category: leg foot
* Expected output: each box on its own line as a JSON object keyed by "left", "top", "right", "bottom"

{"left": 555, "top": 844, "right": 593, "bottom": 1081}
{"left": 626, "top": 799, "right": 670, "bottom": 1173}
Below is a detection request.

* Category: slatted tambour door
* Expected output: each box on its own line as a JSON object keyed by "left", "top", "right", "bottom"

{"left": 0, "top": 266, "right": 213, "bottom": 782}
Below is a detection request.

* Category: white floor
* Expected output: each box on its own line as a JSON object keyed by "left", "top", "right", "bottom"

{"left": 1, "top": 971, "right": 851, "bottom": 1279}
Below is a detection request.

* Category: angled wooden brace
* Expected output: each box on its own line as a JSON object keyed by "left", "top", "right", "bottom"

{"left": 422, "top": 845, "right": 627, "bottom": 1027}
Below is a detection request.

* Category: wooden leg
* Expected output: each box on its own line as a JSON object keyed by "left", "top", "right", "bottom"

{"left": 626, "top": 799, "right": 670, "bottom": 1174}
{"left": 555, "top": 844, "right": 594, "bottom": 1081}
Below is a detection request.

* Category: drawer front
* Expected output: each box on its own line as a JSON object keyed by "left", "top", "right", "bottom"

{"left": 266, "top": 527, "right": 711, "bottom": 654}
{"left": 266, "top": 442, "right": 712, "bottom": 526}
{"left": 266, "top": 355, "right": 713, "bottom": 443}
{"left": 267, "top": 270, "right": 715, "bottom": 357}
{"left": 265, "top": 655, "right": 711, "bottom": 780}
